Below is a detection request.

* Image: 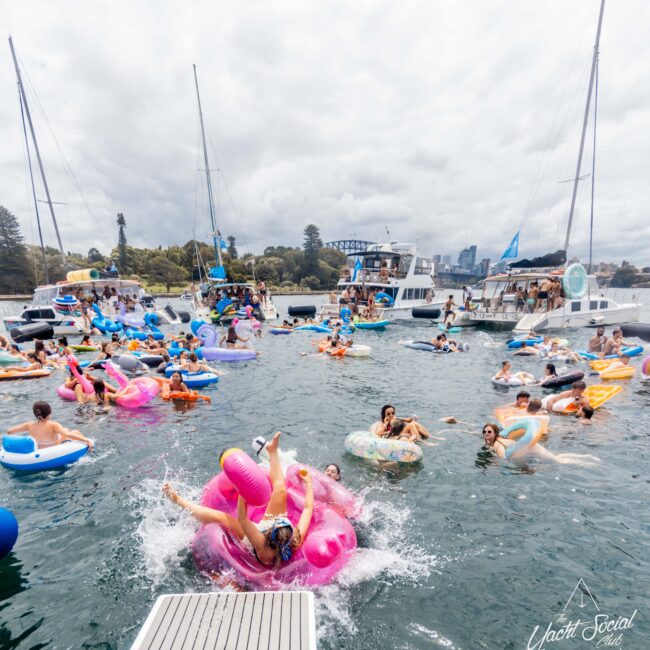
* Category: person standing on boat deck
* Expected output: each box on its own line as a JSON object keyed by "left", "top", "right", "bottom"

{"left": 257, "top": 281, "right": 267, "bottom": 306}
{"left": 443, "top": 295, "right": 459, "bottom": 324}
{"left": 536, "top": 278, "right": 552, "bottom": 311}
{"left": 588, "top": 327, "right": 607, "bottom": 354}
{"left": 379, "top": 262, "right": 390, "bottom": 282}
{"left": 339, "top": 288, "right": 350, "bottom": 306}
{"left": 527, "top": 282, "right": 539, "bottom": 313}
{"left": 462, "top": 286, "right": 473, "bottom": 310}
{"left": 515, "top": 286, "right": 526, "bottom": 312}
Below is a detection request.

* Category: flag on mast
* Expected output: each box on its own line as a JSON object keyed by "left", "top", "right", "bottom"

{"left": 352, "top": 257, "right": 363, "bottom": 282}
{"left": 500, "top": 231, "right": 520, "bottom": 260}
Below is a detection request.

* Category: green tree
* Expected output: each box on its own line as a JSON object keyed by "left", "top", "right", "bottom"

{"left": 302, "top": 274, "right": 321, "bottom": 290}
{"left": 0, "top": 206, "right": 35, "bottom": 293}
{"left": 227, "top": 236, "right": 238, "bottom": 259}
{"left": 302, "top": 224, "right": 323, "bottom": 276}
{"left": 145, "top": 255, "right": 188, "bottom": 292}
{"left": 117, "top": 212, "right": 127, "bottom": 271}
{"left": 87, "top": 247, "right": 104, "bottom": 264}
{"left": 611, "top": 268, "right": 637, "bottom": 288}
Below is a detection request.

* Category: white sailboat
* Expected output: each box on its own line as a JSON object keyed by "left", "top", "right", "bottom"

{"left": 451, "top": 0, "right": 641, "bottom": 332}
{"left": 190, "top": 65, "right": 277, "bottom": 323}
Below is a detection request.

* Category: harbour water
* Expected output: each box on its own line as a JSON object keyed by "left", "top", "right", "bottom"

{"left": 0, "top": 290, "right": 649, "bottom": 649}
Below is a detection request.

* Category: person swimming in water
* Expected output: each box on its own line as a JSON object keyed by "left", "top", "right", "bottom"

{"left": 6, "top": 401, "right": 93, "bottom": 450}
{"left": 481, "top": 422, "right": 598, "bottom": 465}
{"left": 163, "top": 431, "right": 314, "bottom": 568}
{"left": 324, "top": 463, "right": 341, "bottom": 482}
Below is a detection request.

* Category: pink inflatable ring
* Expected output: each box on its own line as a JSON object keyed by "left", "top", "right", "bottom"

{"left": 192, "top": 471, "right": 357, "bottom": 587}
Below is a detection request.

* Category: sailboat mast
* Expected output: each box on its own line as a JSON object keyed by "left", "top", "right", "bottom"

{"left": 18, "top": 91, "right": 49, "bottom": 284}
{"left": 563, "top": 0, "right": 605, "bottom": 255}
{"left": 588, "top": 58, "right": 599, "bottom": 275}
{"left": 8, "top": 35, "right": 67, "bottom": 274}
{"left": 192, "top": 64, "right": 222, "bottom": 270}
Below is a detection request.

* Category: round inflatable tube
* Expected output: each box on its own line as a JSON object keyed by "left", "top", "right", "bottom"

{"left": 499, "top": 419, "right": 543, "bottom": 460}
{"left": 540, "top": 371, "right": 585, "bottom": 389}
{"left": 10, "top": 322, "right": 54, "bottom": 343}
{"left": 562, "top": 263, "right": 587, "bottom": 299}
{"left": 507, "top": 337, "right": 543, "bottom": 349}
{"left": 344, "top": 344, "right": 371, "bottom": 358}
{"left": 192, "top": 481, "right": 356, "bottom": 587}
{"left": 354, "top": 320, "right": 389, "bottom": 330}
{"left": 0, "top": 435, "right": 88, "bottom": 471}
{"left": 285, "top": 464, "right": 359, "bottom": 518}
{"left": 0, "top": 508, "right": 19, "bottom": 559}
{"left": 163, "top": 365, "right": 220, "bottom": 388}
{"left": 201, "top": 347, "right": 257, "bottom": 362}
{"left": 270, "top": 327, "right": 292, "bottom": 335}
{"left": 412, "top": 306, "right": 442, "bottom": 319}
{"left": 344, "top": 429, "right": 423, "bottom": 464}
{"left": 491, "top": 374, "right": 534, "bottom": 387}
{"left": 642, "top": 355, "right": 650, "bottom": 376}
{"left": 288, "top": 305, "right": 317, "bottom": 318}
{"left": 220, "top": 448, "right": 272, "bottom": 507}
{"left": 56, "top": 384, "right": 78, "bottom": 401}
{"left": 0, "top": 369, "right": 52, "bottom": 381}
{"left": 374, "top": 292, "right": 394, "bottom": 306}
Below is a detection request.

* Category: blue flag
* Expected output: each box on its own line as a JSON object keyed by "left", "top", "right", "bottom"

{"left": 219, "top": 238, "right": 227, "bottom": 250}
{"left": 352, "top": 257, "right": 363, "bottom": 282}
{"left": 500, "top": 231, "right": 520, "bottom": 260}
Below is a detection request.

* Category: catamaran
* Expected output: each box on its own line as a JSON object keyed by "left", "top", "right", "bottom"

{"left": 450, "top": 0, "right": 641, "bottom": 332}
{"left": 320, "top": 241, "right": 443, "bottom": 320}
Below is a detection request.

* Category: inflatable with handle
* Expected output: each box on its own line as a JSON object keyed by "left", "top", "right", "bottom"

{"left": 191, "top": 449, "right": 357, "bottom": 587}
{"left": 499, "top": 419, "right": 543, "bottom": 459}
{"left": 542, "top": 384, "right": 622, "bottom": 413}
{"left": 1, "top": 435, "right": 88, "bottom": 471}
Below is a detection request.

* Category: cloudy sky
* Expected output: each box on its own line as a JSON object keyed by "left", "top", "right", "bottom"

{"left": 2, "top": 0, "right": 650, "bottom": 265}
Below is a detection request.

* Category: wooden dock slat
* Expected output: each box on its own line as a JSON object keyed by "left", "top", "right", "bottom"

{"left": 131, "top": 592, "right": 315, "bottom": 650}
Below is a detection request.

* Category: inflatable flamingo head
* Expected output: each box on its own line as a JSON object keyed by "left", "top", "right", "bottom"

{"left": 232, "top": 318, "right": 240, "bottom": 326}
{"left": 245, "top": 305, "right": 253, "bottom": 316}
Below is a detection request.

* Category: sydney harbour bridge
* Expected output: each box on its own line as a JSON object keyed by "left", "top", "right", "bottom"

{"left": 323, "top": 239, "right": 376, "bottom": 254}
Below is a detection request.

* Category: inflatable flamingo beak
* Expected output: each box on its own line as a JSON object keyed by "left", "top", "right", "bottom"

{"left": 302, "top": 532, "right": 344, "bottom": 568}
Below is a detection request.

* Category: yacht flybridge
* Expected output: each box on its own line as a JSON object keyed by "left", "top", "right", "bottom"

{"left": 450, "top": 265, "right": 640, "bottom": 332}
{"left": 320, "top": 242, "right": 442, "bottom": 319}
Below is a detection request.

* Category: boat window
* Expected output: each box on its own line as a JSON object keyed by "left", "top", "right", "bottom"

{"left": 599, "top": 301, "right": 608, "bottom": 309}
{"left": 403, "top": 288, "right": 413, "bottom": 300}
{"left": 590, "top": 301, "right": 598, "bottom": 310}
{"left": 414, "top": 257, "right": 431, "bottom": 275}
{"left": 571, "top": 302, "right": 581, "bottom": 312}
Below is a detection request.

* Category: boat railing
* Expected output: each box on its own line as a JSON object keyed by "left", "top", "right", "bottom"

{"left": 339, "top": 270, "right": 404, "bottom": 284}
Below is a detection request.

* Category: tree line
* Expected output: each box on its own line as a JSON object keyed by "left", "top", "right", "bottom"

{"left": 0, "top": 205, "right": 346, "bottom": 294}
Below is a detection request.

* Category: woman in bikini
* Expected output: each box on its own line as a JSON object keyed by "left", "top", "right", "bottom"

{"left": 163, "top": 432, "right": 314, "bottom": 568}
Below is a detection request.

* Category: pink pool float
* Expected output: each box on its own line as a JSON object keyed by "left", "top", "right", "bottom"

{"left": 57, "top": 355, "right": 94, "bottom": 401}
{"left": 191, "top": 450, "right": 357, "bottom": 587}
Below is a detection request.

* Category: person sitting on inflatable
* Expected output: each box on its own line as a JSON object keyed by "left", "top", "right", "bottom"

{"left": 514, "top": 341, "right": 539, "bottom": 357}
{"left": 3, "top": 352, "right": 38, "bottom": 373}
{"left": 163, "top": 432, "right": 314, "bottom": 568}
{"left": 180, "top": 352, "right": 213, "bottom": 374}
{"left": 324, "top": 464, "right": 341, "bottom": 482}
{"left": 539, "top": 363, "right": 558, "bottom": 383}
{"left": 494, "top": 361, "right": 535, "bottom": 385}
{"left": 481, "top": 421, "right": 599, "bottom": 465}
{"left": 87, "top": 379, "right": 119, "bottom": 405}
{"left": 546, "top": 341, "right": 581, "bottom": 363}
{"left": 544, "top": 380, "right": 591, "bottom": 412}
{"left": 6, "top": 401, "right": 93, "bottom": 451}
{"left": 602, "top": 329, "right": 634, "bottom": 358}
{"left": 92, "top": 342, "right": 115, "bottom": 364}
{"left": 378, "top": 405, "right": 432, "bottom": 442}
{"left": 64, "top": 367, "right": 113, "bottom": 404}
{"left": 219, "top": 322, "right": 248, "bottom": 350}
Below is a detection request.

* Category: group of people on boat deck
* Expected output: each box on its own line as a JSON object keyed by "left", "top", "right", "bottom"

{"left": 494, "top": 277, "right": 565, "bottom": 313}
{"left": 335, "top": 285, "right": 379, "bottom": 316}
